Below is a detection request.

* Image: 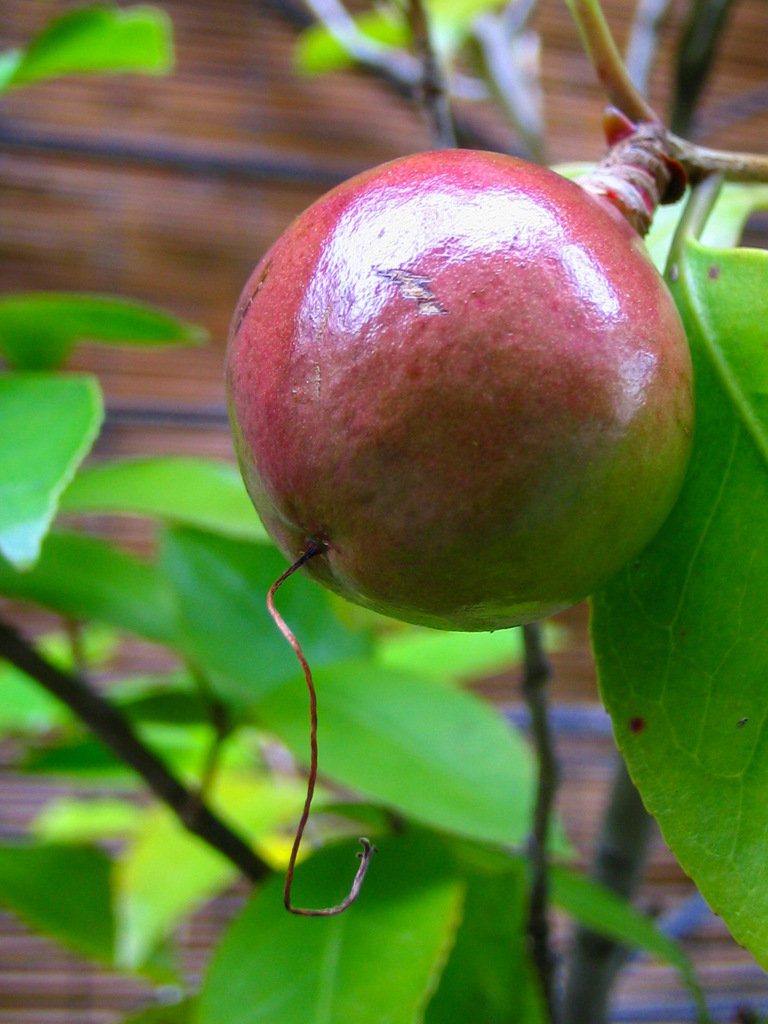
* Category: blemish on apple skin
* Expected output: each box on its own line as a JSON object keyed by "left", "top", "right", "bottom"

{"left": 316, "top": 304, "right": 331, "bottom": 343}
{"left": 314, "top": 363, "right": 322, "bottom": 402}
{"left": 708, "top": 264, "right": 721, "bottom": 280}
{"left": 738, "top": 717, "right": 749, "bottom": 728}
{"left": 629, "top": 717, "right": 646, "bottom": 733}
{"left": 376, "top": 268, "right": 447, "bottom": 316}
{"left": 233, "top": 261, "right": 272, "bottom": 338}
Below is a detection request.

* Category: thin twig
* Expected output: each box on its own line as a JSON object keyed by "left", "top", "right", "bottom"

{"left": 563, "top": 0, "right": 658, "bottom": 123}
{"left": 473, "top": 9, "right": 545, "bottom": 162}
{"left": 267, "top": 545, "right": 377, "bottom": 916}
{"left": 185, "top": 664, "right": 232, "bottom": 817}
{"left": 522, "top": 621, "right": 560, "bottom": 1021}
{"left": 624, "top": 0, "right": 674, "bottom": 97}
{"left": 671, "top": 0, "right": 738, "bottom": 136}
{"left": 0, "top": 616, "right": 269, "bottom": 884}
{"left": 407, "top": 0, "right": 457, "bottom": 148}
{"left": 562, "top": 755, "right": 655, "bottom": 1024}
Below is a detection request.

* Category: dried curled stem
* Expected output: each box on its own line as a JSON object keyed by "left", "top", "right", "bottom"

{"left": 267, "top": 543, "right": 377, "bottom": 916}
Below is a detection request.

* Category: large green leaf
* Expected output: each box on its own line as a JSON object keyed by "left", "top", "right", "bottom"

{"left": 0, "top": 842, "right": 114, "bottom": 961}
{"left": 120, "top": 1003, "right": 194, "bottom": 1024}
{"left": 0, "top": 374, "right": 103, "bottom": 568}
{"left": 121, "top": 1002, "right": 195, "bottom": 1024}
{"left": 258, "top": 661, "right": 536, "bottom": 846}
{"left": 61, "top": 457, "right": 266, "bottom": 540}
{"left": 0, "top": 5, "right": 174, "bottom": 94}
{"left": 592, "top": 239, "right": 768, "bottom": 967}
{"left": 425, "top": 860, "right": 545, "bottom": 1024}
{"left": 160, "top": 527, "right": 370, "bottom": 706}
{"left": 0, "top": 531, "right": 179, "bottom": 644}
{"left": 196, "top": 832, "right": 464, "bottom": 1024}
{"left": 0, "top": 295, "right": 204, "bottom": 372}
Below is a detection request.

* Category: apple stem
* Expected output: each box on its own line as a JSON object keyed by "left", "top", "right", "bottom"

{"left": 267, "top": 543, "right": 378, "bottom": 916}
{"left": 579, "top": 113, "right": 688, "bottom": 235}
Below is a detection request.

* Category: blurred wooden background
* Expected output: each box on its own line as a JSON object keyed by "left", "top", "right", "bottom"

{"left": 1, "top": 0, "right": 768, "bottom": 1019}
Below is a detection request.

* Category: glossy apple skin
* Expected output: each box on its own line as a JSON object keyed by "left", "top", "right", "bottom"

{"left": 226, "top": 149, "right": 693, "bottom": 630}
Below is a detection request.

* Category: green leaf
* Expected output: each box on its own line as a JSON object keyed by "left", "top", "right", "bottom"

{"left": 0, "top": 374, "right": 103, "bottom": 567}
{"left": 377, "top": 620, "right": 566, "bottom": 680}
{"left": 258, "top": 661, "right": 536, "bottom": 846}
{"left": 0, "top": 624, "right": 120, "bottom": 733}
{"left": 120, "top": 1002, "right": 194, "bottom": 1024}
{"left": 115, "top": 773, "right": 309, "bottom": 969}
{"left": 644, "top": 183, "right": 768, "bottom": 273}
{"left": 0, "top": 50, "right": 22, "bottom": 91}
{"left": 425, "top": 0, "right": 508, "bottom": 55}
{"left": 120, "top": 1001, "right": 194, "bottom": 1024}
{"left": 0, "top": 842, "right": 114, "bottom": 961}
{"left": 32, "top": 797, "right": 143, "bottom": 843}
{"left": 550, "top": 867, "right": 707, "bottom": 1014}
{"left": 196, "top": 832, "right": 464, "bottom": 1024}
{"left": 160, "top": 527, "right": 370, "bottom": 706}
{"left": 0, "top": 531, "right": 179, "bottom": 645}
{"left": 0, "top": 5, "right": 174, "bottom": 93}
{"left": 592, "top": 238, "right": 768, "bottom": 968}
{"left": 0, "top": 662, "right": 73, "bottom": 733}
{"left": 61, "top": 457, "right": 266, "bottom": 540}
{"left": 0, "top": 294, "right": 205, "bottom": 371}
{"left": 295, "top": 9, "right": 409, "bottom": 74}
{"left": 425, "top": 861, "right": 545, "bottom": 1024}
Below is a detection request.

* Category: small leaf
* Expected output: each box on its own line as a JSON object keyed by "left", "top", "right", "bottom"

{"left": 294, "top": 9, "right": 409, "bottom": 74}
{"left": 0, "top": 531, "right": 179, "bottom": 645}
{"left": 0, "top": 374, "right": 103, "bottom": 567}
{"left": 0, "top": 5, "right": 174, "bottom": 93}
{"left": 0, "top": 294, "right": 205, "bottom": 371}
{"left": 425, "top": 861, "right": 546, "bottom": 1024}
{"left": 258, "top": 660, "right": 537, "bottom": 846}
{"left": 425, "top": 0, "right": 509, "bottom": 56}
{"left": 197, "top": 832, "right": 464, "bottom": 1024}
{"left": 592, "top": 238, "right": 768, "bottom": 967}
{"left": 32, "top": 797, "right": 143, "bottom": 844}
{"left": 0, "top": 842, "right": 114, "bottom": 961}
{"left": 61, "top": 457, "right": 266, "bottom": 540}
{"left": 160, "top": 527, "right": 370, "bottom": 706}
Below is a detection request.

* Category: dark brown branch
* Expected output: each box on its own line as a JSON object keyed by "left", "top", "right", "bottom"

{"left": 522, "top": 621, "right": 560, "bottom": 1021}
{"left": 0, "top": 617, "right": 269, "bottom": 884}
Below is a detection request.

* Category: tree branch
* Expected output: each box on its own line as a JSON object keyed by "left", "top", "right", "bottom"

{"left": 522, "top": 621, "right": 560, "bottom": 1021}
{"left": 561, "top": 754, "right": 655, "bottom": 1024}
{"left": 408, "top": 0, "right": 457, "bottom": 148}
{"left": 0, "top": 617, "right": 269, "bottom": 884}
